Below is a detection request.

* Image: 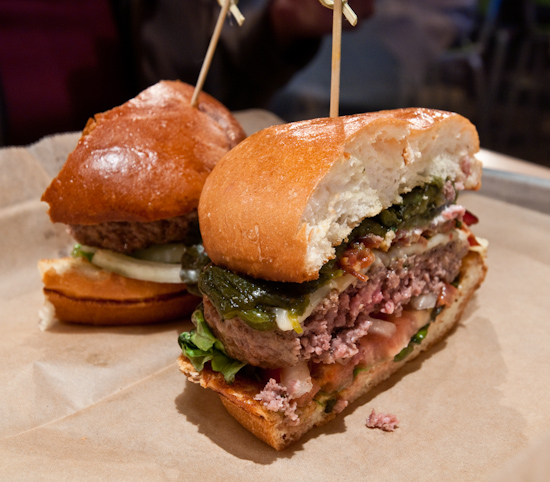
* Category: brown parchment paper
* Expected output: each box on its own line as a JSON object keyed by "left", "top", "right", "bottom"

{"left": 1, "top": 111, "right": 550, "bottom": 482}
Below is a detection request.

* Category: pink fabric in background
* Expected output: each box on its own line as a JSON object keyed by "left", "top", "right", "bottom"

{"left": 0, "top": 0, "right": 131, "bottom": 145}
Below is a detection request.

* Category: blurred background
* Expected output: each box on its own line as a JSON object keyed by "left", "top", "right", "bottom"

{"left": 0, "top": 0, "right": 548, "bottom": 168}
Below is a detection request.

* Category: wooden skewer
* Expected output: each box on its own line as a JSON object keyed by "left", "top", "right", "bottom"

{"left": 330, "top": 0, "right": 343, "bottom": 118}
{"left": 191, "top": 0, "right": 232, "bottom": 108}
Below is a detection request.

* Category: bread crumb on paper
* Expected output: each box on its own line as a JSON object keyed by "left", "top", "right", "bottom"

{"left": 38, "top": 299, "right": 57, "bottom": 331}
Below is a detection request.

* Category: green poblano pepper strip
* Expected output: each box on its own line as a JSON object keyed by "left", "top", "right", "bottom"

{"left": 178, "top": 307, "right": 246, "bottom": 383}
{"left": 393, "top": 303, "right": 445, "bottom": 362}
{"left": 383, "top": 182, "right": 444, "bottom": 227}
{"left": 179, "top": 244, "right": 211, "bottom": 296}
{"left": 198, "top": 265, "right": 311, "bottom": 331}
{"left": 393, "top": 323, "right": 430, "bottom": 362}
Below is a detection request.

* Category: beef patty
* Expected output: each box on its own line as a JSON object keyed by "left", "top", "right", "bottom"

{"left": 69, "top": 211, "right": 199, "bottom": 253}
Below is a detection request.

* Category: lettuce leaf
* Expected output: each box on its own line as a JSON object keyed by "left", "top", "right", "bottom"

{"left": 72, "top": 244, "right": 95, "bottom": 262}
{"left": 178, "top": 307, "right": 246, "bottom": 383}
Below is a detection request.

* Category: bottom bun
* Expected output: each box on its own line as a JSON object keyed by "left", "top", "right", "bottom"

{"left": 39, "top": 257, "right": 200, "bottom": 326}
{"left": 177, "top": 246, "right": 488, "bottom": 450}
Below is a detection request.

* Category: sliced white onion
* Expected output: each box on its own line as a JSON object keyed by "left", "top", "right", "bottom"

{"left": 280, "top": 361, "right": 313, "bottom": 399}
{"left": 91, "top": 249, "right": 183, "bottom": 284}
{"left": 409, "top": 292, "right": 438, "bottom": 311}
{"left": 79, "top": 245, "right": 98, "bottom": 254}
{"left": 368, "top": 319, "right": 397, "bottom": 338}
{"left": 132, "top": 243, "right": 186, "bottom": 263}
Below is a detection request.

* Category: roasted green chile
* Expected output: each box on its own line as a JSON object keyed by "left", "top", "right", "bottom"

{"left": 349, "top": 178, "right": 450, "bottom": 238}
{"left": 392, "top": 299, "right": 450, "bottom": 362}
{"left": 393, "top": 323, "right": 431, "bottom": 362}
{"left": 198, "top": 265, "right": 313, "bottom": 330}
{"left": 179, "top": 244, "right": 211, "bottom": 295}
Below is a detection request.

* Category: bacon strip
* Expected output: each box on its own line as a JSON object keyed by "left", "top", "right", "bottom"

{"left": 339, "top": 243, "right": 375, "bottom": 281}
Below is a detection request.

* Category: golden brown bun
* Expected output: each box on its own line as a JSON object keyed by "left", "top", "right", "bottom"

{"left": 38, "top": 257, "right": 200, "bottom": 325}
{"left": 178, "top": 245, "right": 488, "bottom": 450}
{"left": 199, "top": 108, "right": 481, "bottom": 283}
{"left": 42, "top": 80, "right": 246, "bottom": 225}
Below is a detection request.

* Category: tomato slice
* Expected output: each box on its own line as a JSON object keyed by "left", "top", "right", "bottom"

{"left": 463, "top": 210, "right": 479, "bottom": 226}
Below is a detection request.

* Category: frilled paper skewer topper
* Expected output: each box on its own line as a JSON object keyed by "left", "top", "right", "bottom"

{"left": 319, "top": 0, "right": 358, "bottom": 117}
{"left": 191, "top": 0, "right": 245, "bottom": 107}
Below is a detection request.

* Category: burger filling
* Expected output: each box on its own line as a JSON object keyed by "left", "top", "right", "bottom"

{"left": 178, "top": 179, "right": 480, "bottom": 421}
{"left": 72, "top": 213, "right": 210, "bottom": 289}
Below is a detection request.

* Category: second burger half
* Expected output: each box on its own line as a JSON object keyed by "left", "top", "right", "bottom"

{"left": 39, "top": 80, "right": 246, "bottom": 326}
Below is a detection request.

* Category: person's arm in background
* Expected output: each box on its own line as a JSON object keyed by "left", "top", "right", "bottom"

{"left": 111, "top": 0, "right": 374, "bottom": 110}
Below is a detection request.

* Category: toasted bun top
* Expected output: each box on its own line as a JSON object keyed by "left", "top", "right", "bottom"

{"left": 199, "top": 108, "right": 481, "bottom": 283}
{"left": 42, "top": 80, "right": 246, "bottom": 225}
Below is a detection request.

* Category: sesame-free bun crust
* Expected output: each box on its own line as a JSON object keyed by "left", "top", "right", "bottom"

{"left": 42, "top": 80, "right": 246, "bottom": 225}
{"left": 199, "top": 108, "right": 481, "bottom": 283}
{"left": 178, "top": 245, "right": 488, "bottom": 450}
{"left": 38, "top": 257, "right": 200, "bottom": 325}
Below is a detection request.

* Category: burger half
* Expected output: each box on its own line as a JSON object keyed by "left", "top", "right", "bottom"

{"left": 177, "top": 108, "right": 488, "bottom": 449}
{"left": 39, "top": 80, "right": 246, "bottom": 326}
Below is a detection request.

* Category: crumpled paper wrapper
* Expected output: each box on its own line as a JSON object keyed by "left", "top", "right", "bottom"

{"left": 1, "top": 110, "right": 549, "bottom": 481}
